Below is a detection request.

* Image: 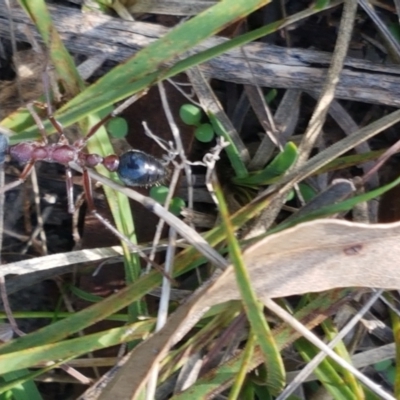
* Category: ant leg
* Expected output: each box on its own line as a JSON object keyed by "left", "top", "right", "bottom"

{"left": 30, "top": 71, "right": 64, "bottom": 142}
{"left": 81, "top": 170, "right": 151, "bottom": 260}
{"left": 80, "top": 168, "right": 175, "bottom": 280}
{"left": 81, "top": 167, "right": 139, "bottom": 251}
{"left": 0, "top": 161, "right": 36, "bottom": 194}
{"left": 65, "top": 166, "right": 75, "bottom": 214}
{"left": 26, "top": 103, "right": 50, "bottom": 144}
{"left": 41, "top": 70, "right": 65, "bottom": 140}
{"left": 82, "top": 90, "right": 148, "bottom": 145}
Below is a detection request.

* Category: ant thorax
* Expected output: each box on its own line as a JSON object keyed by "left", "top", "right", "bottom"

{"left": 9, "top": 142, "right": 76, "bottom": 165}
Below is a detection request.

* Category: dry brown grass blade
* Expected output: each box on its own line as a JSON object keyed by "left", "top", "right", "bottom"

{"left": 296, "top": 0, "right": 357, "bottom": 164}
{"left": 96, "top": 218, "right": 400, "bottom": 399}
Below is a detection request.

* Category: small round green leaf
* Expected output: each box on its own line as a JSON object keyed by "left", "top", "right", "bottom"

{"left": 195, "top": 123, "right": 215, "bottom": 142}
{"left": 150, "top": 185, "right": 169, "bottom": 203}
{"left": 264, "top": 89, "right": 277, "bottom": 104}
{"left": 106, "top": 117, "right": 128, "bottom": 138}
{"left": 286, "top": 189, "right": 295, "bottom": 202}
{"left": 169, "top": 197, "right": 185, "bottom": 215}
{"left": 179, "top": 104, "right": 202, "bottom": 126}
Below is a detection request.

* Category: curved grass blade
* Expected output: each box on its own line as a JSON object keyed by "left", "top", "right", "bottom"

{"left": 14, "top": 0, "right": 143, "bottom": 317}
{"left": 0, "top": 320, "right": 154, "bottom": 375}
{"left": 233, "top": 142, "right": 298, "bottom": 187}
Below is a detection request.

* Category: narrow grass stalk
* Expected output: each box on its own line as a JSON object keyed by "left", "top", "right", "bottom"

{"left": 212, "top": 171, "right": 285, "bottom": 394}
{"left": 228, "top": 332, "right": 256, "bottom": 399}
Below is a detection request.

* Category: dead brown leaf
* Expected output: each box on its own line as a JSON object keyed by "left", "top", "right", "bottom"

{"left": 96, "top": 218, "right": 400, "bottom": 400}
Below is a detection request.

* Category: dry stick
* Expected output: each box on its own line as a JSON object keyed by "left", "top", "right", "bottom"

{"left": 0, "top": 276, "right": 24, "bottom": 337}
{"left": 244, "top": 83, "right": 278, "bottom": 147}
{"left": 166, "top": 77, "right": 201, "bottom": 108}
{"left": 145, "top": 80, "right": 188, "bottom": 399}
{"left": 186, "top": 66, "right": 250, "bottom": 164}
{"left": 296, "top": 0, "right": 357, "bottom": 165}
{"left": 275, "top": 90, "right": 301, "bottom": 143}
{"left": 21, "top": 206, "right": 52, "bottom": 255}
{"left": 1, "top": 228, "right": 29, "bottom": 242}
{"left": 308, "top": 94, "right": 379, "bottom": 189}
{"left": 7, "top": 1, "right": 400, "bottom": 106}
{"left": 241, "top": 43, "right": 281, "bottom": 161}
{"left": 89, "top": 209, "right": 176, "bottom": 282}
{"left": 72, "top": 191, "right": 86, "bottom": 248}
{"left": 362, "top": 137, "right": 400, "bottom": 185}
{"left": 78, "top": 352, "right": 132, "bottom": 400}
{"left": 143, "top": 82, "right": 184, "bottom": 273}
{"left": 146, "top": 228, "right": 177, "bottom": 400}
{"left": 26, "top": 167, "right": 48, "bottom": 255}
{"left": 15, "top": 1, "right": 399, "bottom": 107}
{"left": 245, "top": 82, "right": 280, "bottom": 170}
{"left": 359, "top": 0, "right": 400, "bottom": 62}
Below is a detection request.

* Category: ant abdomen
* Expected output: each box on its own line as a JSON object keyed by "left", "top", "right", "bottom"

{"left": 117, "top": 150, "right": 167, "bottom": 187}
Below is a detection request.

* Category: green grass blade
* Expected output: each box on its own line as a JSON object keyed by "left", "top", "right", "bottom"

{"left": 28, "top": 0, "right": 271, "bottom": 133}
{"left": 321, "top": 319, "right": 364, "bottom": 397}
{"left": 0, "top": 320, "right": 154, "bottom": 375}
{"left": 213, "top": 174, "right": 285, "bottom": 394}
{"left": 0, "top": 192, "right": 276, "bottom": 356}
{"left": 208, "top": 113, "right": 248, "bottom": 178}
{"left": 18, "top": 0, "right": 83, "bottom": 94}
{"left": 3, "top": 0, "right": 339, "bottom": 141}
{"left": 295, "top": 338, "right": 357, "bottom": 399}
{"left": 1, "top": 369, "right": 42, "bottom": 400}
{"left": 233, "top": 142, "right": 298, "bottom": 186}
{"left": 14, "top": 1, "right": 143, "bottom": 320}
{"left": 228, "top": 332, "right": 256, "bottom": 399}
{"left": 388, "top": 294, "right": 400, "bottom": 398}
{"left": 0, "top": 360, "right": 72, "bottom": 397}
